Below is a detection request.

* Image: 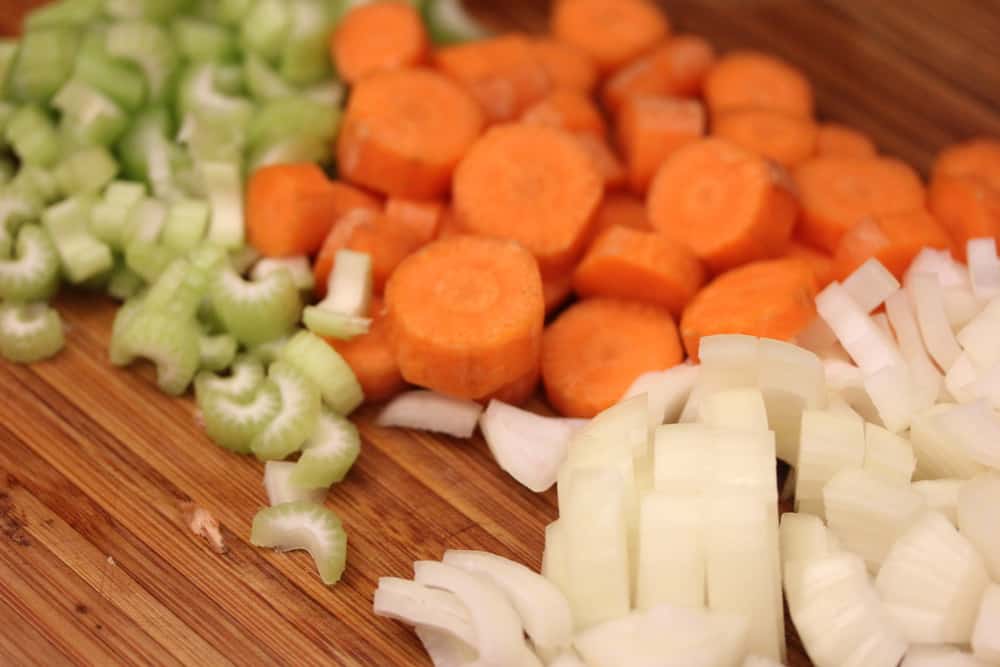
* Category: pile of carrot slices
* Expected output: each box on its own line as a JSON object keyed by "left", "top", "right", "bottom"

{"left": 246, "top": 0, "right": 1000, "bottom": 418}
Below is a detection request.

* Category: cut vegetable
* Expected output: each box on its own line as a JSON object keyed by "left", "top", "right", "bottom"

{"left": 250, "top": 501, "right": 347, "bottom": 585}
{"left": 376, "top": 390, "right": 482, "bottom": 438}
{"left": 971, "top": 583, "right": 1000, "bottom": 664}
{"left": 757, "top": 337, "right": 827, "bottom": 463}
{"left": 200, "top": 160, "right": 244, "bottom": 248}
{"left": 0, "top": 224, "right": 60, "bottom": 303}
{"left": 373, "top": 577, "right": 477, "bottom": 649}
{"left": 210, "top": 268, "right": 301, "bottom": 346}
{"left": 902, "top": 646, "right": 993, "bottom": 667}
{"left": 863, "top": 422, "right": 917, "bottom": 485}
{"left": 423, "top": 0, "right": 489, "bottom": 45}
{"left": 250, "top": 256, "right": 315, "bottom": 292}
{"left": 197, "top": 376, "right": 281, "bottom": 454}
{"left": 0, "top": 302, "right": 65, "bottom": 364}
{"left": 910, "top": 404, "right": 988, "bottom": 480}
{"left": 966, "top": 238, "right": 1000, "bottom": 300}
{"left": 106, "top": 20, "right": 178, "bottom": 103}
{"left": 479, "top": 400, "right": 578, "bottom": 493}
{"left": 957, "top": 474, "right": 1000, "bottom": 581}
{"left": 913, "top": 479, "right": 963, "bottom": 525}
{"left": 111, "top": 310, "right": 200, "bottom": 395}
{"left": 161, "top": 198, "right": 210, "bottom": 253}
{"left": 621, "top": 362, "right": 699, "bottom": 429}
{"left": 250, "top": 361, "right": 321, "bottom": 461}
{"left": 636, "top": 493, "right": 703, "bottom": 611}
{"left": 280, "top": 330, "right": 364, "bottom": 415}
{"left": 795, "top": 408, "right": 866, "bottom": 518}
{"left": 302, "top": 307, "right": 371, "bottom": 340}
{"left": 910, "top": 272, "right": 963, "bottom": 371}
{"left": 198, "top": 332, "right": 237, "bottom": 372}
{"left": 779, "top": 512, "right": 832, "bottom": 607}
{"left": 699, "top": 387, "right": 769, "bottom": 433}
{"left": 263, "top": 461, "right": 326, "bottom": 506}
{"left": 319, "top": 249, "right": 372, "bottom": 317}
{"left": 956, "top": 298, "right": 1000, "bottom": 369}
{"left": 842, "top": 257, "right": 900, "bottom": 313}
{"left": 290, "top": 409, "right": 361, "bottom": 490}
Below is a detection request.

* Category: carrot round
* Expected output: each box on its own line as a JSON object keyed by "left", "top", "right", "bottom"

{"left": 680, "top": 258, "right": 818, "bottom": 362}
{"left": 453, "top": 123, "right": 604, "bottom": 275}
{"left": 551, "top": 0, "right": 670, "bottom": 73}
{"left": 435, "top": 206, "right": 466, "bottom": 240}
{"left": 712, "top": 108, "right": 818, "bottom": 168}
{"left": 327, "top": 298, "right": 405, "bottom": 403}
{"left": 575, "top": 134, "right": 627, "bottom": 191}
{"left": 589, "top": 192, "right": 651, "bottom": 242}
{"left": 816, "top": 123, "right": 877, "bottom": 158}
{"left": 329, "top": 181, "right": 382, "bottom": 218}
{"left": 331, "top": 1, "right": 429, "bottom": 84}
{"left": 385, "top": 197, "right": 444, "bottom": 245}
{"left": 542, "top": 298, "right": 683, "bottom": 417}
{"left": 337, "top": 67, "right": 485, "bottom": 198}
{"left": 647, "top": 137, "right": 798, "bottom": 273}
{"left": 833, "top": 210, "right": 952, "bottom": 280}
{"left": 530, "top": 38, "right": 599, "bottom": 94}
{"left": 793, "top": 155, "right": 926, "bottom": 252}
{"left": 933, "top": 138, "right": 1000, "bottom": 193}
{"left": 573, "top": 226, "right": 706, "bottom": 317}
{"left": 602, "top": 35, "right": 716, "bottom": 113}
{"left": 704, "top": 51, "right": 814, "bottom": 118}
{"left": 434, "top": 34, "right": 552, "bottom": 123}
{"left": 483, "top": 364, "right": 541, "bottom": 407}
{"left": 787, "top": 239, "right": 836, "bottom": 289}
{"left": 542, "top": 270, "right": 575, "bottom": 314}
{"left": 521, "top": 89, "right": 607, "bottom": 138}
{"left": 617, "top": 95, "right": 706, "bottom": 193}
{"left": 928, "top": 176, "right": 1000, "bottom": 260}
{"left": 246, "top": 163, "right": 338, "bottom": 257}
{"left": 385, "top": 235, "right": 545, "bottom": 400}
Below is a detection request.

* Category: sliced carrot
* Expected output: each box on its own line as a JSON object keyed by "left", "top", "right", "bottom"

{"left": 794, "top": 155, "right": 926, "bottom": 252}
{"left": 329, "top": 181, "right": 383, "bottom": 218}
{"left": 521, "top": 89, "right": 607, "bottom": 138}
{"left": 542, "top": 298, "right": 683, "bottom": 417}
{"left": 647, "top": 138, "right": 798, "bottom": 273}
{"left": 551, "top": 0, "right": 670, "bottom": 73}
{"left": 337, "top": 67, "right": 485, "bottom": 198}
{"left": 246, "top": 163, "right": 339, "bottom": 257}
{"left": 712, "top": 107, "right": 818, "bottom": 168}
{"left": 680, "top": 258, "right": 817, "bottom": 362}
{"left": 602, "top": 35, "right": 716, "bottom": 113}
{"left": 434, "top": 34, "right": 552, "bottom": 123}
{"left": 453, "top": 123, "right": 604, "bottom": 275}
{"left": 787, "top": 239, "right": 836, "bottom": 288}
{"left": 575, "top": 133, "right": 627, "bottom": 191}
{"left": 833, "top": 210, "right": 952, "bottom": 280}
{"left": 573, "top": 225, "right": 706, "bottom": 317}
{"left": 331, "top": 1, "right": 429, "bottom": 84}
{"left": 327, "top": 298, "right": 406, "bottom": 403}
{"left": 932, "top": 138, "right": 1000, "bottom": 193}
{"left": 530, "top": 37, "right": 599, "bottom": 94}
{"left": 928, "top": 175, "right": 1000, "bottom": 260}
{"left": 704, "top": 51, "right": 814, "bottom": 118}
{"left": 542, "top": 270, "right": 575, "bottom": 314}
{"left": 483, "top": 364, "right": 541, "bottom": 406}
{"left": 385, "top": 197, "right": 444, "bottom": 245}
{"left": 435, "top": 206, "right": 466, "bottom": 240}
{"left": 589, "top": 192, "right": 651, "bottom": 241}
{"left": 385, "top": 235, "right": 545, "bottom": 400}
{"left": 617, "top": 94, "right": 705, "bottom": 193}
{"left": 816, "top": 123, "right": 877, "bottom": 158}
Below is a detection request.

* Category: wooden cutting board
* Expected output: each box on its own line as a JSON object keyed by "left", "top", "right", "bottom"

{"left": 2, "top": 2, "right": 999, "bottom": 665}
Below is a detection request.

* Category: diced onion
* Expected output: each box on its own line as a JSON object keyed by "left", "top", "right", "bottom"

{"left": 376, "top": 390, "right": 483, "bottom": 438}
{"left": 842, "top": 257, "right": 900, "bottom": 313}
{"left": 967, "top": 238, "right": 1000, "bottom": 300}
{"left": 479, "top": 400, "right": 577, "bottom": 492}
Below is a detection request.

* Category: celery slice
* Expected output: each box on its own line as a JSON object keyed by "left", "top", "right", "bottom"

{"left": 42, "top": 196, "right": 115, "bottom": 284}
{"left": 8, "top": 27, "right": 80, "bottom": 104}
{"left": 143, "top": 256, "right": 213, "bottom": 320}
{"left": 198, "top": 376, "right": 281, "bottom": 453}
{"left": 124, "top": 240, "right": 177, "bottom": 284}
{"left": 303, "top": 81, "right": 346, "bottom": 108}
{"left": 24, "top": 0, "right": 104, "bottom": 30}
{"left": 264, "top": 461, "right": 327, "bottom": 505}
{"left": 117, "top": 107, "right": 186, "bottom": 199}
{"left": 321, "top": 249, "right": 372, "bottom": 317}
{"left": 171, "top": 17, "right": 239, "bottom": 63}
{"left": 243, "top": 54, "right": 295, "bottom": 101}
{"left": 199, "top": 332, "right": 238, "bottom": 372}
{"left": 240, "top": 0, "right": 291, "bottom": 64}
{"left": 0, "top": 41, "right": 18, "bottom": 101}
{"left": 245, "top": 335, "right": 289, "bottom": 365}
{"left": 0, "top": 302, "right": 65, "bottom": 363}
{"left": 199, "top": 161, "right": 245, "bottom": 248}
{"left": 280, "top": 0, "right": 336, "bottom": 85}
{"left": 251, "top": 361, "right": 321, "bottom": 460}
{"left": 198, "top": 0, "right": 254, "bottom": 25}
{"left": 122, "top": 197, "right": 167, "bottom": 248}
{"left": 195, "top": 355, "right": 265, "bottom": 401}
{"left": 303, "top": 307, "right": 371, "bottom": 340}
{"left": 250, "top": 501, "right": 348, "bottom": 585}
{"left": 5, "top": 106, "right": 60, "bottom": 167}
{"left": 74, "top": 45, "right": 147, "bottom": 112}
{"left": 423, "top": 0, "right": 489, "bottom": 45}
{"left": 210, "top": 268, "right": 301, "bottom": 345}
{"left": 54, "top": 147, "right": 120, "bottom": 195}
{"left": 107, "top": 263, "right": 144, "bottom": 301}
{"left": 106, "top": 20, "right": 179, "bottom": 104}
{"left": 0, "top": 225, "right": 60, "bottom": 303}
{"left": 0, "top": 189, "right": 43, "bottom": 235}
{"left": 0, "top": 159, "right": 14, "bottom": 188}
{"left": 246, "top": 95, "right": 339, "bottom": 169}
{"left": 291, "top": 409, "right": 361, "bottom": 489}
{"left": 159, "top": 198, "right": 210, "bottom": 252}
{"left": 176, "top": 63, "right": 255, "bottom": 129}
{"left": 280, "top": 330, "right": 364, "bottom": 415}
{"left": 108, "top": 296, "right": 145, "bottom": 365}
{"left": 105, "top": 0, "right": 192, "bottom": 20}
{"left": 7, "top": 166, "right": 60, "bottom": 205}
{"left": 90, "top": 181, "right": 146, "bottom": 248}
{"left": 250, "top": 256, "right": 315, "bottom": 292}
{"left": 111, "top": 309, "right": 200, "bottom": 395}
{"left": 248, "top": 137, "right": 333, "bottom": 172}
{"left": 53, "top": 80, "right": 130, "bottom": 149}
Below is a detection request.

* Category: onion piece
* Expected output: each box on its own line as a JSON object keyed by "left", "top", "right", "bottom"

{"left": 909, "top": 404, "right": 988, "bottom": 480}
{"left": 816, "top": 281, "right": 903, "bottom": 375}
{"left": 757, "top": 338, "right": 827, "bottom": 463}
{"left": 653, "top": 423, "right": 713, "bottom": 494}
{"left": 566, "top": 394, "right": 649, "bottom": 466}
{"left": 743, "top": 656, "right": 784, "bottom": 667}
{"left": 414, "top": 625, "right": 478, "bottom": 667}
{"left": 943, "top": 285, "right": 983, "bottom": 330}
{"left": 697, "top": 333, "right": 759, "bottom": 392}
{"left": 373, "top": 577, "right": 477, "bottom": 648}
{"left": 621, "top": 362, "right": 699, "bottom": 428}
{"left": 795, "top": 316, "right": 840, "bottom": 358}
{"left": 823, "top": 359, "right": 881, "bottom": 424}
{"left": 863, "top": 422, "right": 916, "bottom": 485}
{"left": 779, "top": 512, "right": 834, "bottom": 608}
{"left": 910, "top": 273, "right": 963, "bottom": 371}
{"left": 636, "top": 493, "right": 704, "bottom": 611}
{"left": 871, "top": 311, "right": 893, "bottom": 338}
{"left": 886, "top": 289, "right": 945, "bottom": 409}
{"left": 699, "top": 387, "right": 768, "bottom": 433}
{"left": 957, "top": 474, "right": 1000, "bottom": 581}
{"left": 863, "top": 362, "right": 915, "bottom": 433}
{"left": 376, "top": 390, "right": 482, "bottom": 438}
{"left": 842, "top": 257, "right": 900, "bottom": 313}
{"left": 902, "top": 645, "right": 993, "bottom": 667}
{"left": 934, "top": 400, "right": 1000, "bottom": 469}
{"left": 795, "top": 408, "right": 866, "bottom": 518}
{"left": 945, "top": 353, "right": 981, "bottom": 403}
{"left": 479, "top": 400, "right": 577, "bottom": 492}
{"left": 967, "top": 238, "right": 1000, "bottom": 300}
{"left": 971, "top": 583, "right": 1000, "bottom": 664}
{"left": 547, "top": 652, "right": 587, "bottom": 667}
{"left": 956, "top": 298, "right": 1000, "bottom": 368}
{"left": 541, "top": 520, "right": 571, "bottom": 603}
{"left": 906, "top": 247, "right": 971, "bottom": 288}
{"left": 912, "top": 479, "right": 964, "bottom": 525}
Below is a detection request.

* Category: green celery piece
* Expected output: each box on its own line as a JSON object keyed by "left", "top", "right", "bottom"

{"left": 74, "top": 47, "right": 147, "bottom": 113}
{"left": 302, "top": 307, "right": 370, "bottom": 340}
{"left": 214, "top": 64, "right": 246, "bottom": 96}
{"left": 1, "top": 184, "right": 45, "bottom": 234}
{"left": 250, "top": 256, "right": 315, "bottom": 292}
{"left": 250, "top": 501, "right": 348, "bottom": 585}
{"left": 302, "top": 81, "right": 346, "bottom": 108}
{"left": 172, "top": 17, "right": 239, "bottom": 63}
{"left": 199, "top": 161, "right": 245, "bottom": 248}
{"left": 250, "top": 360, "right": 321, "bottom": 460}
{"left": 198, "top": 0, "right": 254, "bottom": 25}
{"left": 280, "top": 0, "right": 336, "bottom": 85}
{"left": 24, "top": 0, "right": 104, "bottom": 29}
{"left": 161, "top": 198, "right": 210, "bottom": 252}
{"left": 228, "top": 245, "right": 261, "bottom": 274}
{"left": 210, "top": 268, "right": 302, "bottom": 345}
{"left": 143, "top": 257, "right": 204, "bottom": 319}
{"left": 176, "top": 63, "right": 254, "bottom": 129}
{"left": 280, "top": 330, "right": 363, "bottom": 415}
{"left": 0, "top": 302, "right": 64, "bottom": 364}
{"left": 106, "top": 20, "right": 179, "bottom": 104}
{"left": 0, "top": 102, "right": 14, "bottom": 150}
{"left": 198, "top": 332, "right": 238, "bottom": 372}
{"left": 124, "top": 240, "right": 177, "bottom": 284}
{"left": 423, "top": 0, "right": 489, "bottom": 45}
{"left": 0, "top": 225, "right": 61, "bottom": 303}
{"left": 194, "top": 355, "right": 265, "bottom": 401}
{"left": 290, "top": 408, "right": 361, "bottom": 489}
{"left": 0, "top": 158, "right": 13, "bottom": 188}
{"left": 243, "top": 54, "right": 295, "bottom": 102}
{"left": 0, "top": 40, "right": 18, "bottom": 100}
{"left": 52, "top": 79, "right": 130, "bottom": 148}
{"left": 178, "top": 112, "right": 247, "bottom": 164}
{"left": 104, "top": 0, "right": 193, "bottom": 20}
{"left": 116, "top": 107, "right": 186, "bottom": 199}
{"left": 90, "top": 180, "right": 146, "bottom": 249}
{"left": 110, "top": 308, "right": 200, "bottom": 395}
{"left": 54, "top": 147, "right": 120, "bottom": 195}
{"left": 5, "top": 105, "right": 60, "bottom": 168}
{"left": 121, "top": 197, "right": 167, "bottom": 248}
{"left": 248, "top": 95, "right": 340, "bottom": 152}
{"left": 7, "top": 165, "right": 61, "bottom": 204}
{"left": 198, "top": 377, "right": 282, "bottom": 453}
{"left": 42, "top": 196, "right": 115, "bottom": 284}
{"left": 7, "top": 27, "right": 80, "bottom": 104}
{"left": 240, "top": 0, "right": 291, "bottom": 64}
{"left": 107, "top": 262, "right": 145, "bottom": 301}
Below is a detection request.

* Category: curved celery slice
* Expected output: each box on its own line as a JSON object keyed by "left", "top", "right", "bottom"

{"left": 117, "top": 107, "right": 179, "bottom": 197}
{"left": 171, "top": 17, "right": 239, "bottom": 63}
{"left": 303, "top": 307, "right": 371, "bottom": 340}
{"left": 106, "top": 20, "right": 178, "bottom": 102}
{"left": 90, "top": 181, "right": 146, "bottom": 248}
{"left": 0, "top": 225, "right": 60, "bottom": 303}
{"left": 112, "top": 310, "right": 201, "bottom": 395}
{"left": 250, "top": 501, "right": 347, "bottom": 585}
{"left": 280, "top": 330, "right": 364, "bottom": 415}
{"left": 199, "top": 332, "right": 238, "bottom": 372}
{"left": 195, "top": 355, "right": 265, "bottom": 401}
{"left": 52, "top": 79, "right": 129, "bottom": 148}
{"left": 263, "top": 461, "right": 326, "bottom": 506}
{"left": 243, "top": 54, "right": 295, "bottom": 101}
{"left": 291, "top": 409, "right": 361, "bottom": 490}
{"left": 24, "top": 0, "right": 103, "bottom": 28}
{"left": 74, "top": 41, "right": 147, "bottom": 112}
{"left": 107, "top": 263, "right": 144, "bottom": 301}
{"left": 7, "top": 27, "right": 80, "bottom": 104}
{"left": 0, "top": 302, "right": 64, "bottom": 364}
{"left": 211, "top": 268, "right": 301, "bottom": 345}
{"left": 198, "top": 376, "right": 281, "bottom": 453}
{"left": 250, "top": 257, "right": 315, "bottom": 292}
{"left": 240, "top": 0, "right": 291, "bottom": 63}
{"left": 161, "top": 198, "right": 210, "bottom": 252}
{"left": 109, "top": 296, "right": 145, "bottom": 365}
{"left": 5, "top": 106, "right": 60, "bottom": 167}
{"left": 0, "top": 189, "right": 42, "bottom": 235}
{"left": 280, "top": 0, "right": 336, "bottom": 85}
{"left": 423, "top": 0, "right": 489, "bottom": 45}
{"left": 177, "top": 63, "right": 255, "bottom": 129}
{"left": 144, "top": 256, "right": 217, "bottom": 322}
{"left": 54, "top": 147, "right": 120, "bottom": 195}
{"left": 251, "top": 361, "right": 321, "bottom": 461}
{"left": 122, "top": 197, "right": 167, "bottom": 249}
{"left": 200, "top": 161, "right": 245, "bottom": 248}
{"left": 246, "top": 336, "right": 289, "bottom": 366}
{"left": 125, "top": 240, "right": 177, "bottom": 284}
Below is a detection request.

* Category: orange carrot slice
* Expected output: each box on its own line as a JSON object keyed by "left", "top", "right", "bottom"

{"left": 385, "top": 235, "right": 545, "bottom": 400}
{"left": 575, "top": 133, "right": 627, "bottom": 191}
{"left": 928, "top": 176, "right": 1000, "bottom": 260}
{"left": 816, "top": 123, "right": 877, "bottom": 158}
{"left": 617, "top": 94, "right": 705, "bottom": 193}
{"left": 712, "top": 107, "right": 818, "bottom": 168}
{"left": 521, "top": 89, "right": 607, "bottom": 138}
{"left": 787, "top": 239, "right": 836, "bottom": 289}
{"left": 542, "top": 298, "right": 683, "bottom": 417}
{"left": 704, "top": 51, "right": 814, "bottom": 118}
{"left": 331, "top": 1, "right": 429, "bottom": 84}
{"left": 680, "top": 258, "right": 818, "bottom": 362}
{"left": 573, "top": 225, "right": 706, "bottom": 317}
{"left": 602, "top": 35, "right": 716, "bottom": 112}
{"left": 833, "top": 210, "right": 952, "bottom": 280}
{"left": 453, "top": 123, "right": 604, "bottom": 275}
{"left": 337, "top": 67, "right": 485, "bottom": 198}
{"left": 484, "top": 364, "right": 541, "bottom": 406}
{"left": 933, "top": 138, "right": 1000, "bottom": 193}
{"left": 551, "top": 0, "right": 670, "bottom": 73}
{"left": 530, "top": 37, "right": 599, "bottom": 94}
{"left": 385, "top": 197, "right": 444, "bottom": 245}
{"left": 327, "top": 298, "right": 405, "bottom": 403}
{"left": 588, "top": 192, "right": 651, "bottom": 241}
{"left": 794, "top": 155, "right": 926, "bottom": 252}
{"left": 435, "top": 206, "right": 465, "bottom": 240}
{"left": 647, "top": 137, "right": 798, "bottom": 273}
{"left": 542, "top": 270, "right": 575, "bottom": 314}
{"left": 246, "top": 163, "right": 338, "bottom": 257}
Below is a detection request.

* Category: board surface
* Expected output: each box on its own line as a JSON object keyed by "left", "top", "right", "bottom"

{"left": 2, "top": 1, "right": 1000, "bottom": 665}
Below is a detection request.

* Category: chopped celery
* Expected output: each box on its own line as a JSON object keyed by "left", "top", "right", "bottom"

{"left": 0, "top": 41, "right": 18, "bottom": 100}
{"left": 264, "top": 461, "right": 327, "bottom": 506}
{"left": 250, "top": 257, "right": 315, "bottom": 292}
{"left": 290, "top": 409, "right": 361, "bottom": 489}
{"left": 90, "top": 180, "right": 146, "bottom": 248}
{"left": 117, "top": 107, "right": 185, "bottom": 198}
{"left": 303, "top": 307, "right": 371, "bottom": 340}
{"left": 200, "top": 161, "right": 246, "bottom": 248}
{"left": 122, "top": 197, "right": 167, "bottom": 247}
{"left": 280, "top": 0, "right": 336, "bottom": 85}
{"left": 0, "top": 158, "right": 14, "bottom": 187}
{"left": 246, "top": 335, "right": 288, "bottom": 365}
{"left": 303, "top": 81, "right": 346, "bottom": 108}
{"left": 251, "top": 360, "right": 321, "bottom": 460}
{"left": 105, "top": 0, "right": 192, "bottom": 20}
{"left": 199, "top": 332, "right": 238, "bottom": 371}
{"left": 106, "top": 20, "right": 179, "bottom": 104}
{"left": 8, "top": 166, "right": 60, "bottom": 205}
{"left": 247, "top": 95, "right": 339, "bottom": 165}
{"left": 107, "top": 263, "right": 144, "bottom": 301}
{"left": 176, "top": 112, "right": 246, "bottom": 163}
{"left": 423, "top": 0, "right": 489, "bottom": 45}
{"left": 74, "top": 47, "right": 147, "bottom": 112}
{"left": 243, "top": 54, "right": 295, "bottom": 101}
{"left": 250, "top": 501, "right": 348, "bottom": 585}
{"left": 210, "top": 268, "right": 301, "bottom": 345}
{"left": 24, "top": 0, "right": 104, "bottom": 29}
{"left": 280, "top": 330, "right": 364, "bottom": 415}
{"left": 240, "top": 0, "right": 291, "bottom": 64}
{"left": 8, "top": 27, "right": 80, "bottom": 104}
{"left": 0, "top": 225, "right": 60, "bottom": 303}
{"left": 5, "top": 106, "right": 61, "bottom": 167}
{"left": 143, "top": 256, "right": 213, "bottom": 320}
{"left": 319, "top": 249, "right": 372, "bottom": 317}
{"left": 0, "top": 188, "right": 43, "bottom": 231}
{"left": 52, "top": 79, "right": 129, "bottom": 148}
{"left": 111, "top": 309, "right": 200, "bottom": 395}
{"left": 0, "top": 302, "right": 64, "bottom": 364}
{"left": 125, "top": 240, "right": 177, "bottom": 284}
{"left": 248, "top": 136, "right": 333, "bottom": 172}
{"left": 176, "top": 63, "right": 255, "bottom": 129}
{"left": 0, "top": 102, "right": 14, "bottom": 148}
{"left": 195, "top": 355, "right": 265, "bottom": 400}
{"left": 42, "top": 196, "right": 115, "bottom": 284}
{"left": 228, "top": 245, "right": 261, "bottom": 274}
{"left": 198, "top": 0, "right": 254, "bottom": 25}
{"left": 213, "top": 64, "right": 246, "bottom": 96}
{"left": 54, "top": 147, "right": 120, "bottom": 195}
{"left": 161, "top": 198, "right": 210, "bottom": 252}
{"left": 198, "top": 377, "right": 282, "bottom": 453}
{"left": 172, "top": 17, "right": 239, "bottom": 63}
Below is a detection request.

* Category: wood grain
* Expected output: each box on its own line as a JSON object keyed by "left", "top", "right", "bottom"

{"left": 2, "top": 2, "right": 999, "bottom": 666}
